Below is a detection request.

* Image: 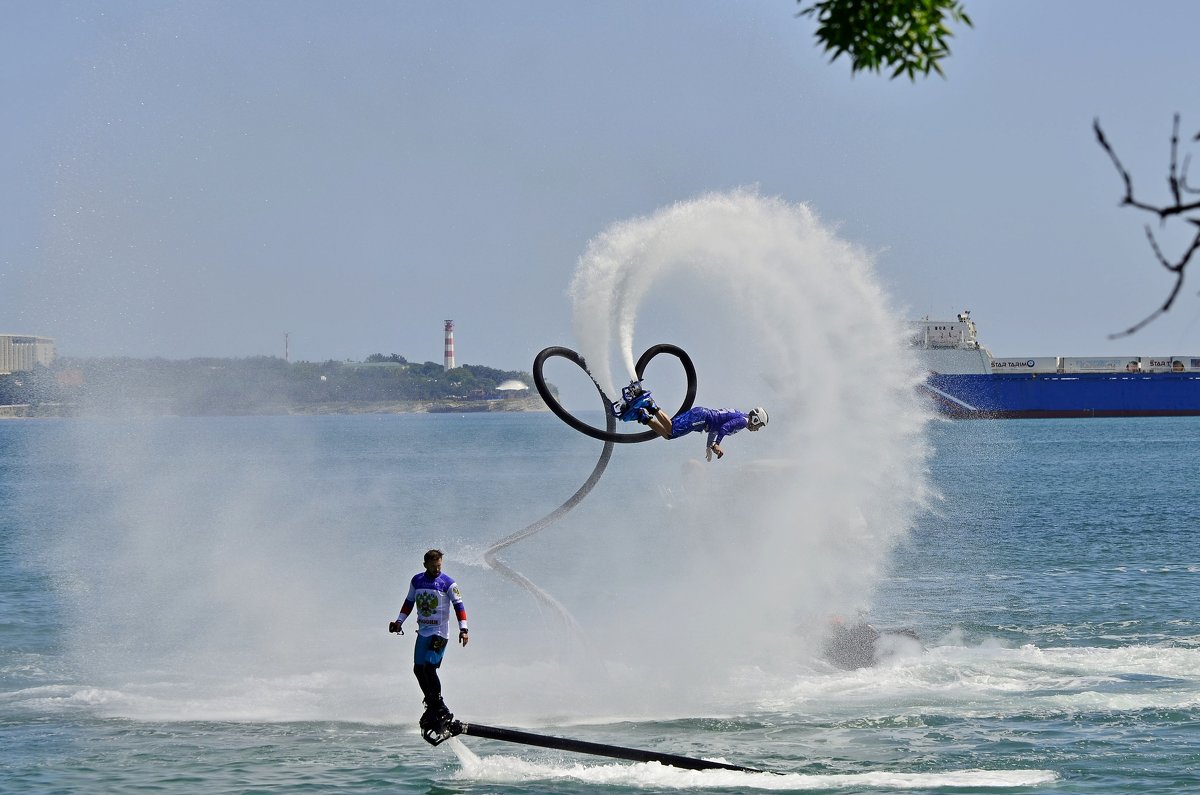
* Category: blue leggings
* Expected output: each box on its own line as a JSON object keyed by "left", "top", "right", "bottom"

{"left": 669, "top": 407, "right": 709, "bottom": 439}
{"left": 413, "top": 634, "right": 448, "bottom": 704}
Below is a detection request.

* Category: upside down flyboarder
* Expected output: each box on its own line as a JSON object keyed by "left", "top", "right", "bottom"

{"left": 389, "top": 549, "right": 469, "bottom": 733}
{"left": 612, "top": 380, "right": 768, "bottom": 460}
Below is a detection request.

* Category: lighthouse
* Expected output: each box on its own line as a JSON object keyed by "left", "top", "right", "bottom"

{"left": 443, "top": 320, "right": 456, "bottom": 371}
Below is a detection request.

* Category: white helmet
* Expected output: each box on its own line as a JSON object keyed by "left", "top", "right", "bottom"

{"left": 747, "top": 407, "right": 768, "bottom": 429}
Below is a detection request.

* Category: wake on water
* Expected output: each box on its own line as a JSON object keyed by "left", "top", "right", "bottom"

{"left": 449, "top": 734, "right": 1058, "bottom": 790}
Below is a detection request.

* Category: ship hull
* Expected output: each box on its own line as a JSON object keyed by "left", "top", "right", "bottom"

{"left": 923, "top": 372, "right": 1200, "bottom": 419}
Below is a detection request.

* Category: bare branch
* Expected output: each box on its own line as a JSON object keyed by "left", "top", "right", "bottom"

{"left": 1097, "top": 117, "right": 1200, "bottom": 217}
{"left": 1170, "top": 114, "right": 1182, "bottom": 206}
{"left": 1109, "top": 305, "right": 1169, "bottom": 340}
{"left": 1095, "top": 118, "right": 1134, "bottom": 203}
{"left": 1097, "top": 115, "right": 1200, "bottom": 335}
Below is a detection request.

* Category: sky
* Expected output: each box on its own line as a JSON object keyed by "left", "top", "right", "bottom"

{"left": 4, "top": 1, "right": 1200, "bottom": 376}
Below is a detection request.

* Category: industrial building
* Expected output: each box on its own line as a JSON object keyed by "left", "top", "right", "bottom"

{"left": 0, "top": 335, "right": 55, "bottom": 375}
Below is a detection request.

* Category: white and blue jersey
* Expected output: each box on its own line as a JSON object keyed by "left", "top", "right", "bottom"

{"left": 670, "top": 407, "right": 748, "bottom": 446}
{"left": 396, "top": 572, "right": 468, "bottom": 638}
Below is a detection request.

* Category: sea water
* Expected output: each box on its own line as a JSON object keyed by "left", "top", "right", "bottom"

{"left": 2, "top": 412, "right": 1199, "bottom": 793}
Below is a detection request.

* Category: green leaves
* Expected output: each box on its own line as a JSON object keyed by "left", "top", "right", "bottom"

{"left": 797, "top": 0, "right": 973, "bottom": 80}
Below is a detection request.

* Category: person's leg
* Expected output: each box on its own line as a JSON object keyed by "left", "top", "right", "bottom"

{"left": 415, "top": 663, "right": 450, "bottom": 730}
{"left": 413, "top": 663, "right": 442, "bottom": 702}
{"left": 648, "top": 409, "right": 673, "bottom": 439}
{"left": 662, "top": 406, "right": 706, "bottom": 441}
{"left": 413, "top": 635, "right": 449, "bottom": 712}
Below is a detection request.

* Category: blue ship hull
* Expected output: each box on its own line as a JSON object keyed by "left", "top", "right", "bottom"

{"left": 923, "top": 372, "right": 1200, "bottom": 418}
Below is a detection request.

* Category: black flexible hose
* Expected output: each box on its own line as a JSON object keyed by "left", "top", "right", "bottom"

{"left": 482, "top": 343, "right": 697, "bottom": 630}
{"left": 532, "top": 344, "right": 698, "bottom": 444}
{"left": 481, "top": 374, "right": 614, "bottom": 629}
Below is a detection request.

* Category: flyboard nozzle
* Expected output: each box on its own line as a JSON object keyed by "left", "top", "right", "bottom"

{"left": 422, "top": 718, "right": 464, "bottom": 747}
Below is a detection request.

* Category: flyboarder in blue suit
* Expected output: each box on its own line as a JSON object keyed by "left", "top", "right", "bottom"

{"left": 612, "top": 381, "right": 768, "bottom": 461}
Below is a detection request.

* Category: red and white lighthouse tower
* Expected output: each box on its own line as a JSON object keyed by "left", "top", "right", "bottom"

{"left": 443, "top": 320, "right": 456, "bottom": 371}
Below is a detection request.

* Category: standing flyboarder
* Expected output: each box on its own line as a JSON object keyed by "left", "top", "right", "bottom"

{"left": 389, "top": 549, "right": 469, "bottom": 729}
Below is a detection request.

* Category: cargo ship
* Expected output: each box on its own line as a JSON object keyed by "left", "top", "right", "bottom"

{"left": 910, "top": 311, "right": 1200, "bottom": 418}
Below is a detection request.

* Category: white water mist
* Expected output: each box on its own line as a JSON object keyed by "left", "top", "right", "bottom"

{"left": 556, "top": 188, "right": 934, "bottom": 711}
{"left": 20, "top": 188, "right": 936, "bottom": 728}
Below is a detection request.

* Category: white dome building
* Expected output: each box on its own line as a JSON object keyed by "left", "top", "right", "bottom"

{"left": 495, "top": 379, "right": 530, "bottom": 398}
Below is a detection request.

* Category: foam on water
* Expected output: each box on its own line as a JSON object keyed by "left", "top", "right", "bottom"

{"left": 7, "top": 632, "right": 1197, "bottom": 728}
{"left": 750, "top": 641, "right": 1200, "bottom": 721}
{"left": 448, "top": 738, "right": 1057, "bottom": 790}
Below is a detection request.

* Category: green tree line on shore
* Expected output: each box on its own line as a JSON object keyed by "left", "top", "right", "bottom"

{"left": 0, "top": 355, "right": 547, "bottom": 416}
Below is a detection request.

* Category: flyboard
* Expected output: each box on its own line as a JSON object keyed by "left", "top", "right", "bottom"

{"left": 415, "top": 344, "right": 767, "bottom": 774}
{"left": 422, "top": 713, "right": 765, "bottom": 773}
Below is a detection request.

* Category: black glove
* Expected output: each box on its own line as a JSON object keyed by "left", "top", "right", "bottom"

{"left": 388, "top": 621, "right": 404, "bottom": 634}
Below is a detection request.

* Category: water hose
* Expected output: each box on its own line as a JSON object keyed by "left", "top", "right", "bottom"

{"left": 531, "top": 343, "right": 698, "bottom": 444}
{"left": 481, "top": 370, "right": 614, "bottom": 630}
{"left": 482, "top": 343, "right": 697, "bottom": 629}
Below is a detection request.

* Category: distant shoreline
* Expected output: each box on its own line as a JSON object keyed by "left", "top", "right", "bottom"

{"left": 290, "top": 397, "right": 549, "bottom": 416}
{"left": 0, "top": 396, "right": 549, "bottom": 419}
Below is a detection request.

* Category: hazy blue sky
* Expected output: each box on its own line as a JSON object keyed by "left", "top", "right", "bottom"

{"left": 4, "top": 1, "right": 1200, "bottom": 371}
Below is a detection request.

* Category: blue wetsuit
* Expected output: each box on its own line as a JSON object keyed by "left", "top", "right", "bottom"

{"left": 669, "top": 407, "right": 748, "bottom": 447}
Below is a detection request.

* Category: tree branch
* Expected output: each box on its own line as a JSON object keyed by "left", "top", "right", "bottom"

{"left": 1096, "top": 114, "right": 1200, "bottom": 337}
